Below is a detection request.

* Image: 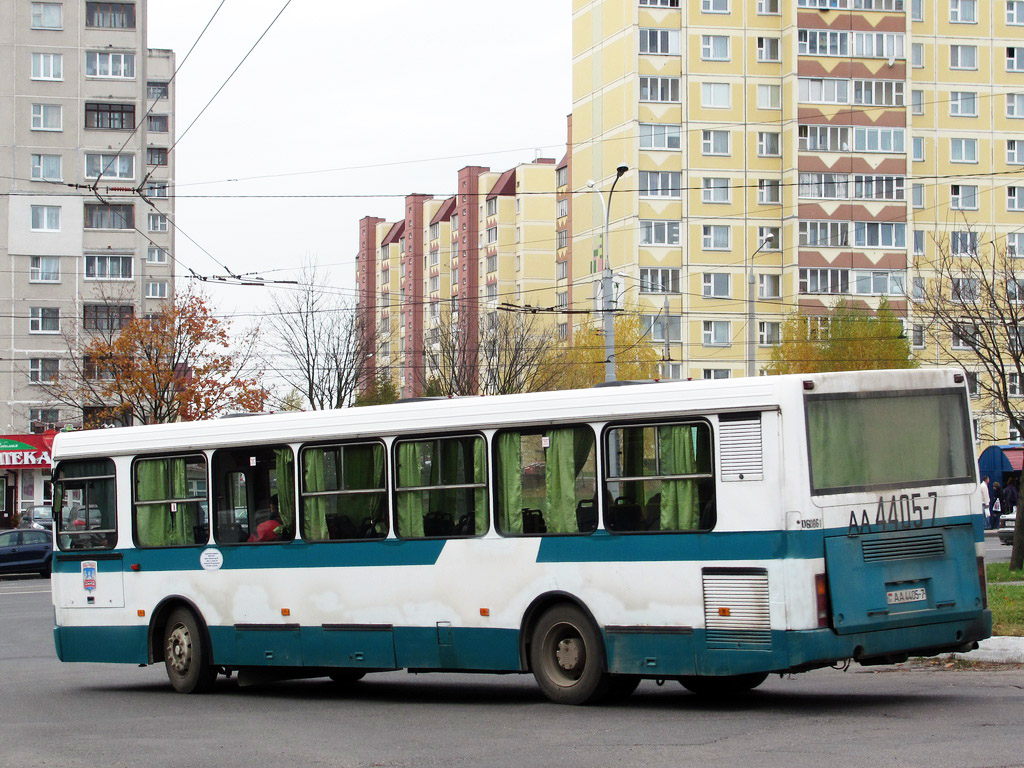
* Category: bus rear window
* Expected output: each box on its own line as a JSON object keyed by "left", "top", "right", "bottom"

{"left": 806, "top": 389, "right": 975, "bottom": 495}
{"left": 55, "top": 459, "right": 116, "bottom": 551}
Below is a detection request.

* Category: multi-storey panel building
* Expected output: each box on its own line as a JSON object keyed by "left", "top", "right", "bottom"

{"left": 0, "top": 0, "right": 174, "bottom": 515}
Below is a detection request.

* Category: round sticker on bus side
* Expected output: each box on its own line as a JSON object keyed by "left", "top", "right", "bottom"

{"left": 199, "top": 549, "right": 223, "bottom": 571}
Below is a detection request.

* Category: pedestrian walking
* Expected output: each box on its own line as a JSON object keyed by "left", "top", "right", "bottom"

{"left": 991, "top": 481, "right": 1003, "bottom": 530}
{"left": 980, "top": 475, "right": 991, "bottom": 526}
{"left": 1002, "top": 478, "right": 1018, "bottom": 529}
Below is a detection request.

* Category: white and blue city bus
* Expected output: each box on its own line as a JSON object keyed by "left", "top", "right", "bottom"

{"left": 50, "top": 368, "right": 990, "bottom": 703}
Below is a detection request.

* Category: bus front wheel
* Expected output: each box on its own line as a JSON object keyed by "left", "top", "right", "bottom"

{"left": 163, "top": 607, "right": 216, "bottom": 694}
{"left": 679, "top": 672, "right": 768, "bottom": 696}
{"left": 529, "top": 604, "right": 610, "bottom": 705}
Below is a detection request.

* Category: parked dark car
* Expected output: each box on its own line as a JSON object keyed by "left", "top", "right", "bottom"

{"left": 998, "top": 515, "right": 1016, "bottom": 546}
{"left": 19, "top": 505, "right": 53, "bottom": 531}
{"left": 0, "top": 528, "right": 52, "bottom": 577}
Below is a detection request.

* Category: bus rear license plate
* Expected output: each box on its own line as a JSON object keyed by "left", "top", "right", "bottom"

{"left": 886, "top": 587, "right": 927, "bottom": 605}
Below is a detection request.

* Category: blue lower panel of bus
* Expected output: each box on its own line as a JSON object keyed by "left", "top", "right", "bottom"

{"left": 54, "top": 625, "right": 149, "bottom": 664}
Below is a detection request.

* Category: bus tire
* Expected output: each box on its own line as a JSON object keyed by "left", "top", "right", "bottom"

{"left": 529, "top": 604, "right": 610, "bottom": 705}
{"left": 679, "top": 672, "right": 768, "bottom": 696}
{"left": 163, "top": 607, "right": 216, "bottom": 694}
{"left": 328, "top": 670, "right": 366, "bottom": 685}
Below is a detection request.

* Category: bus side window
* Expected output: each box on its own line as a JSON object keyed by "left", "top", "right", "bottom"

{"left": 211, "top": 446, "right": 295, "bottom": 545}
{"left": 54, "top": 459, "right": 117, "bottom": 551}
{"left": 604, "top": 422, "right": 715, "bottom": 533}
{"left": 134, "top": 455, "right": 209, "bottom": 547}
{"left": 301, "top": 442, "right": 388, "bottom": 542}
{"left": 494, "top": 426, "right": 597, "bottom": 536}
{"left": 394, "top": 435, "right": 487, "bottom": 539}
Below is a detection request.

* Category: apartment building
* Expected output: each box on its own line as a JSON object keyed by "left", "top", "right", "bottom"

{"left": 357, "top": 160, "right": 561, "bottom": 397}
{"left": 0, "top": 0, "right": 174, "bottom": 514}
{"left": 571, "top": 0, "right": 1024, "bottom": 441}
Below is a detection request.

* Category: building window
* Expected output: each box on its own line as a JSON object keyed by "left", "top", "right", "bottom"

{"left": 758, "top": 179, "right": 781, "bottom": 204}
{"left": 556, "top": 167, "right": 568, "bottom": 187}
{"left": 799, "top": 220, "right": 849, "bottom": 247}
{"left": 799, "top": 172, "right": 849, "bottom": 199}
{"left": 702, "top": 320, "right": 731, "bottom": 345}
{"left": 702, "top": 0, "right": 729, "bottom": 12}
{"left": 30, "top": 256, "right": 59, "bottom": 282}
{"left": 853, "top": 126, "right": 905, "bottom": 153}
{"left": 147, "top": 247, "right": 168, "bottom": 264}
{"left": 31, "top": 3, "right": 62, "bottom": 29}
{"left": 556, "top": 261, "right": 568, "bottom": 280}
{"left": 911, "top": 324, "right": 925, "bottom": 348}
{"left": 912, "top": 184, "right": 924, "bottom": 208}
{"left": 702, "top": 273, "right": 730, "bottom": 298}
{"left": 640, "top": 28, "right": 680, "bottom": 55}
{"left": 701, "top": 82, "right": 731, "bottom": 108}
{"left": 759, "top": 227, "right": 781, "bottom": 249}
{"left": 701, "top": 35, "right": 729, "bottom": 60}
{"left": 144, "top": 182, "right": 168, "bottom": 198}
{"left": 759, "top": 273, "right": 781, "bottom": 299}
{"left": 947, "top": 185, "right": 977, "bottom": 211}
{"left": 703, "top": 369, "right": 730, "bottom": 380}
{"left": 1010, "top": 187, "right": 1024, "bottom": 211}
{"left": 911, "top": 0, "right": 923, "bottom": 20}
{"left": 640, "top": 76, "right": 680, "bottom": 103}
{"left": 85, "top": 102, "right": 135, "bottom": 130}
{"left": 1010, "top": 1, "right": 1024, "bottom": 24}
{"left": 758, "top": 132, "right": 781, "bottom": 156}
{"left": 30, "top": 409, "right": 60, "bottom": 434}
{"left": 914, "top": 230, "right": 926, "bottom": 255}
{"left": 798, "top": 78, "right": 849, "bottom": 104}
{"left": 853, "top": 222, "right": 906, "bottom": 248}
{"left": 950, "top": 91, "right": 978, "bottom": 116}
{"left": 799, "top": 29, "right": 849, "bottom": 57}
{"left": 84, "top": 304, "right": 133, "bottom": 331}
{"left": 29, "top": 307, "right": 60, "bottom": 333}
{"left": 29, "top": 359, "right": 59, "bottom": 384}
{"left": 146, "top": 281, "right": 169, "bottom": 299}
{"left": 31, "top": 52, "right": 63, "bottom": 80}
{"left": 147, "top": 148, "right": 168, "bottom": 166}
{"left": 85, "top": 51, "right": 135, "bottom": 78}
{"left": 85, "top": 153, "right": 134, "bottom": 180}
{"left": 1009, "top": 233, "right": 1024, "bottom": 257}
{"left": 84, "top": 204, "right": 133, "bottom": 230}
{"left": 640, "top": 268, "right": 680, "bottom": 294}
{"left": 799, "top": 268, "right": 850, "bottom": 295}
{"left": 1011, "top": 372, "right": 1022, "bottom": 396}
{"left": 854, "top": 80, "right": 904, "bottom": 107}
{"left": 702, "top": 177, "right": 730, "bottom": 204}
{"left": 759, "top": 321, "right": 781, "bottom": 346}
{"left": 555, "top": 229, "right": 568, "bottom": 250}
{"left": 86, "top": 254, "right": 133, "bottom": 279}
{"left": 854, "top": 174, "right": 905, "bottom": 201}
{"left": 951, "top": 137, "right": 978, "bottom": 163}
{"left": 702, "top": 225, "right": 730, "bottom": 250}
{"left": 31, "top": 104, "right": 61, "bottom": 131}
{"left": 757, "top": 37, "right": 780, "bottom": 62}
{"left": 86, "top": 3, "right": 136, "bottom": 28}
{"left": 911, "top": 43, "right": 924, "bottom": 68}
{"left": 912, "top": 137, "right": 925, "bottom": 161}
{"left": 639, "top": 171, "right": 681, "bottom": 198}
{"left": 1009, "top": 94, "right": 1024, "bottom": 117}
{"left": 147, "top": 80, "right": 169, "bottom": 99}
{"left": 952, "top": 278, "right": 979, "bottom": 303}
{"left": 640, "top": 0, "right": 680, "bottom": 5}
{"left": 701, "top": 130, "right": 730, "bottom": 156}
{"left": 757, "top": 84, "right": 781, "bottom": 110}
{"left": 556, "top": 199, "right": 568, "bottom": 219}
{"left": 951, "top": 231, "right": 979, "bottom": 255}
{"left": 642, "top": 316, "right": 682, "bottom": 342}
{"left": 950, "top": 0, "right": 977, "bottom": 22}
{"left": 911, "top": 90, "right": 924, "bottom": 114}
{"left": 31, "top": 153, "right": 61, "bottom": 181}
{"left": 757, "top": 0, "right": 780, "bottom": 11}
{"left": 30, "top": 205, "right": 60, "bottom": 231}
{"left": 147, "top": 114, "right": 169, "bottom": 132}
{"left": 641, "top": 123, "right": 682, "bottom": 150}
{"left": 950, "top": 45, "right": 978, "bottom": 70}
{"left": 148, "top": 213, "right": 169, "bottom": 232}
{"left": 640, "top": 220, "right": 680, "bottom": 245}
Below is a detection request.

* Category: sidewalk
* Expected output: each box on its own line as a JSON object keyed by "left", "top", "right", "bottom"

{"left": 954, "top": 635, "right": 1024, "bottom": 664}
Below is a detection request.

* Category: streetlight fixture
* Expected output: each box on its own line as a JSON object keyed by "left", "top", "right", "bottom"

{"left": 587, "top": 165, "right": 629, "bottom": 383}
{"left": 747, "top": 230, "right": 775, "bottom": 377}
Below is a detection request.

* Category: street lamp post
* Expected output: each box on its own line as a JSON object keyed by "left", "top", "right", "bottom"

{"left": 747, "top": 232, "right": 775, "bottom": 377}
{"left": 588, "top": 165, "right": 629, "bottom": 383}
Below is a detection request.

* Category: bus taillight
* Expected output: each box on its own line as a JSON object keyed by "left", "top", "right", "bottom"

{"left": 815, "top": 573, "right": 829, "bottom": 628}
{"left": 977, "top": 557, "right": 988, "bottom": 609}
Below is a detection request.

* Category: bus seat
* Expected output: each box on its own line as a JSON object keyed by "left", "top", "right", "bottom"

{"left": 645, "top": 493, "right": 662, "bottom": 531}
{"left": 327, "top": 515, "right": 356, "bottom": 540}
{"left": 423, "top": 511, "right": 454, "bottom": 537}
{"left": 522, "top": 508, "right": 547, "bottom": 534}
{"left": 454, "top": 514, "right": 474, "bottom": 536}
{"left": 575, "top": 499, "right": 598, "bottom": 532}
{"left": 610, "top": 502, "right": 644, "bottom": 531}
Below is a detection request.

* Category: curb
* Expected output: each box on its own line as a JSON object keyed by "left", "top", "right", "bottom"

{"left": 953, "top": 635, "right": 1024, "bottom": 664}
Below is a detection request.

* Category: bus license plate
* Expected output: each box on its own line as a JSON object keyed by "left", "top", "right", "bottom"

{"left": 886, "top": 587, "right": 927, "bottom": 605}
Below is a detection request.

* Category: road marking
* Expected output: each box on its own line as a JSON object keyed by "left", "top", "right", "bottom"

{"left": 0, "top": 589, "right": 51, "bottom": 595}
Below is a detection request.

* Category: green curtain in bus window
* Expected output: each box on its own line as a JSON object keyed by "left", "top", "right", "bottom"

{"left": 136, "top": 459, "right": 171, "bottom": 546}
{"left": 659, "top": 425, "right": 699, "bottom": 530}
{"left": 496, "top": 432, "right": 523, "bottom": 533}
{"left": 545, "top": 427, "right": 592, "bottom": 533}
{"left": 344, "top": 444, "right": 386, "bottom": 535}
{"left": 302, "top": 449, "right": 329, "bottom": 541}
{"left": 274, "top": 447, "right": 296, "bottom": 531}
{"left": 167, "top": 458, "right": 193, "bottom": 545}
{"left": 472, "top": 436, "right": 487, "bottom": 534}
{"left": 397, "top": 441, "right": 426, "bottom": 538}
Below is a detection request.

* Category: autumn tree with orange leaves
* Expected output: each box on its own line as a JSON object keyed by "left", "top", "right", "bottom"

{"left": 41, "top": 292, "right": 267, "bottom": 427}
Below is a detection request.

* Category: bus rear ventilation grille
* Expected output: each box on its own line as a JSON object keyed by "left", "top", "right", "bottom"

{"left": 861, "top": 533, "right": 945, "bottom": 562}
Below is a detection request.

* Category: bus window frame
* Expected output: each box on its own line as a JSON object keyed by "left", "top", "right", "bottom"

{"left": 130, "top": 451, "right": 211, "bottom": 549}
{"left": 391, "top": 431, "right": 489, "bottom": 540}
{"left": 601, "top": 417, "right": 716, "bottom": 535}
{"left": 491, "top": 423, "right": 599, "bottom": 537}
{"left": 298, "top": 438, "right": 389, "bottom": 542}
{"left": 210, "top": 443, "right": 296, "bottom": 546}
{"left": 53, "top": 458, "right": 117, "bottom": 551}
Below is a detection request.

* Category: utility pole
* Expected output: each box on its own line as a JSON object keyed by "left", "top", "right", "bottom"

{"left": 588, "top": 165, "right": 629, "bottom": 383}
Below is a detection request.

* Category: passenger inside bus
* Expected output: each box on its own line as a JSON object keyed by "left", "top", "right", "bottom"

{"left": 248, "top": 496, "right": 282, "bottom": 542}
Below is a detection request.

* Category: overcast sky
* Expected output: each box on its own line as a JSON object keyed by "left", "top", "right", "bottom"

{"left": 146, "top": 0, "right": 572, "bottom": 326}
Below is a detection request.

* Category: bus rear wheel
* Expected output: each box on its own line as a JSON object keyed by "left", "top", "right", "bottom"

{"left": 529, "top": 604, "right": 610, "bottom": 705}
{"left": 163, "top": 607, "right": 216, "bottom": 694}
{"left": 679, "top": 672, "right": 768, "bottom": 696}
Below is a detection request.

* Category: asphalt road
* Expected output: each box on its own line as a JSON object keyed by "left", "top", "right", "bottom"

{"left": 2, "top": 578, "right": 1023, "bottom": 768}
